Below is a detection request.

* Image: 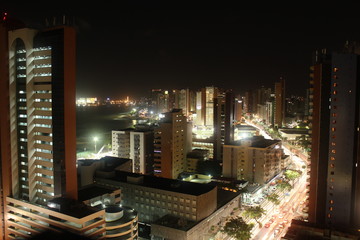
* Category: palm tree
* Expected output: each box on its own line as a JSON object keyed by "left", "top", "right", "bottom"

{"left": 266, "top": 193, "right": 280, "bottom": 205}
{"left": 243, "top": 206, "right": 266, "bottom": 227}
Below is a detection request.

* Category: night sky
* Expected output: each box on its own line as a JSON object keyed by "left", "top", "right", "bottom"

{"left": 3, "top": 1, "right": 360, "bottom": 99}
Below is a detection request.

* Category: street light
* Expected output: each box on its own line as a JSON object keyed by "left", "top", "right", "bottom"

{"left": 93, "top": 136, "right": 98, "bottom": 153}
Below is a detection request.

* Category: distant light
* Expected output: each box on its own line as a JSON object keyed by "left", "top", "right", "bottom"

{"left": 165, "top": 91, "right": 168, "bottom": 94}
{"left": 150, "top": 111, "right": 153, "bottom": 114}
{"left": 107, "top": 97, "right": 110, "bottom": 101}
{"left": 93, "top": 137, "right": 98, "bottom": 142}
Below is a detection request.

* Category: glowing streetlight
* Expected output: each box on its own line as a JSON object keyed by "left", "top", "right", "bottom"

{"left": 93, "top": 136, "right": 98, "bottom": 153}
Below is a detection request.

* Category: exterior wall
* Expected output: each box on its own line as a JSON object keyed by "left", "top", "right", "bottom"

{"left": 223, "top": 141, "right": 285, "bottom": 184}
{"left": 325, "top": 53, "right": 359, "bottom": 228}
{"left": 274, "top": 79, "right": 285, "bottom": 128}
{"left": 308, "top": 61, "right": 331, "bottom": 225}
{"left": 95, "top": 178, "right": 217, "bottom": 223}
{"left": 5, "top": 197, "right": 105, "bottom": 239}
{"left": 151, "top": 193, "right": 241, "bottom": 240}
{"left": 112, "top": 130, "right": 131, "bottom": 158}
{"left": 154, "top": 111, "right": 187, "bottom": 179}
{"left": 130, "top": 131, "right": 154, "bottom": 175}
{"left": 7, "top": 26, "right": 77, "bottom": 204}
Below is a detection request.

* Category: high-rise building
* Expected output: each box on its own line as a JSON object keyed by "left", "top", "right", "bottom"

{"left": 112, "top": 129, "right": 154, "bottom": 174}
{"left": 153, "top": 109, "right": 188, "bottom": 179}
{"left": 213, "top": 90, "right": 235, "bottom": 161}
{"left": 5, "top": 25, "right": 77, "bottom": 204}
{"left": 112, "top": 130, "right": 131, "bottom": 158}
{"left": 308, "top": 44, "right": 360, "bottom": 231}
{"left": 130, "top": 130, "right": 154, "bottom": 174}
{"left": 0, "top": 18, "right": 111, "bottom": 239}
{"left": 274, "top": 77, "right": 286, "bottom": 128}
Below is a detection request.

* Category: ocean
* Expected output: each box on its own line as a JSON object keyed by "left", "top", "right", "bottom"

{"left": 76, "top": 104, "right": 134, "bottom": 153}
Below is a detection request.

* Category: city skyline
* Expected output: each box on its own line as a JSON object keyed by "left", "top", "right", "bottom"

{"left": 3, "top": 2, "right": 360, "bottom": 99}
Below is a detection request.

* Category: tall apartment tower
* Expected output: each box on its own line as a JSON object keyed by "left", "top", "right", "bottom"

{"left": 307, "top": 49, "right": 332, "bottom": 226}
{"left": 129, "top": 130, "right": 154, "bottom": 174}
{"left": 213, "top": 90, "right": 235, "bottom": 161}
{"left": 308, "top": 44, "right": 360, "bottom": 231}
{"left": 3, "top": 26, "right": 77, "bottom": 204}
{"left": 274, "top": 77, "right": 286, "bottom": 128}
{"left": 154, "top": 109, "right": 188, "bottom": 179}
{"left": 0, "top": 20, "right": 108, "bottom": 240}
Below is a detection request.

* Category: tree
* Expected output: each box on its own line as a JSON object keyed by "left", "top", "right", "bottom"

{"left": 284, "top": 169, "right": 301, "bottom": 186}
{"left": 221, "top": 217, "right": 254, "bottom": 240}
{"left": 276, "top": 181, "right": 292, "bottom": 191}
{"left": 243, "top": 206, "right": 266, "bottom": 227}
{"left": 266, "top": 193, "right": 280, "bottom": 205}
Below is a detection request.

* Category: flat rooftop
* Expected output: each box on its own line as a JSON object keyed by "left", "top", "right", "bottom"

{"left": 47, "top": 197, "right": 103, "bottom": 218}
{"left": 78, "top": 184, "right": 117, "bottom": 202}
{"left": 152, "top": 214, "right": 197, "bottom": 231}
{"left": 230, "top": 136, "right": 281, "bottom": 148}
{"left": 106, "top": 171, "right": 217, "bottom": 196}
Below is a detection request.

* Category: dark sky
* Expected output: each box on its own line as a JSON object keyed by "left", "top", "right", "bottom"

{"left": 3, "top": 1, "right": 360, "bottom": 99}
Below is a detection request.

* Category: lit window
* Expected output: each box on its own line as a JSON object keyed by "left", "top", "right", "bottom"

{"left": 329, "top": 200, "right": 334, "bottom": 204}
{"left": 330, "top": 157, "right": 335, "bottom": 161}
{"left": 330, "top": 163, "right": 335, "bottom": 168}
{"left": 333, "top": 83, "right": 337, "bottom": 87}
{"left": 333, "top": 67, "right": 338, "bottom": 72}
{"left": 331, "top": 149, "right": 336, "bottom": 153}
{"left": 331, "top": 142, "right": 336, "bottom": 146}
{"left": 333, "top": 91, "right": 337, "bottom": 95}
{"left": 331, "top": 127, "right": 336, "bottom": 132}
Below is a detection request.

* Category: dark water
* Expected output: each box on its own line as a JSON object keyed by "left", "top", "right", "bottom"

{"left": 76, "top": 105, "right": 134, "bottom": 152}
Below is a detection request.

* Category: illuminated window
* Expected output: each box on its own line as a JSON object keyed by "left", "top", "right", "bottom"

{"left": 333, "top": 83, "right": 337, "bottom": 87}
{"left": 330, "top": 163, "right": 335, "bottom": 168}
{"left": 333, "top": 90, "right": 337, "bottom": 95}
{"left": 329, "top": 200, "right": 334, "bottom": 204}
{"left": 330, "top": 178, "right": 334, "bottom": 182}
{"left": 332, "top": 120, "right": 336, "bottom": 124}
{"left": 333, "top": 67, "right": 338, "bottom": 72}
{"left": 330, "top": 185, "right": 334, "bottom": 190}
{"left": 328, "top": 213, "right": 331, "bottom": 218}
{"left": 331, "top": 127, "right": 336, "bottom": 132}
{"left": 329, "top": 207, "right": 333, "bottom": 211}
{"left": 332, "top": 113, "right": 337, "bottom": 117}
{"left": 330, "top": 156, "right": 335, "bottom": 161}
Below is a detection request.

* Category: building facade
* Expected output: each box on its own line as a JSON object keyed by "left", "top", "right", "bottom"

{"left": 154, "top": 109, "right": 188, "bottom": 179}
{"left": 308, "top": 45, "right": 360, "bottom": 232}
{"left": 222, "top": 136, "right": 288, "bottom": 184}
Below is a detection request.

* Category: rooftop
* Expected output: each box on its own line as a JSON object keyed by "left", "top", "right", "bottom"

{"left": 152, "top": 214, "right": 197, "bottom": 231}
{"left": 47, "top": 197, "right": 102, "bottom": 219}
{"left": 78, "top": 184, "right": 117, "bottom": 202}
{"left": 230, "top": 136, "right": 281, "bottom": 148}
{"left": 108, "top": 171, "right": 217, "bottom": 196}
